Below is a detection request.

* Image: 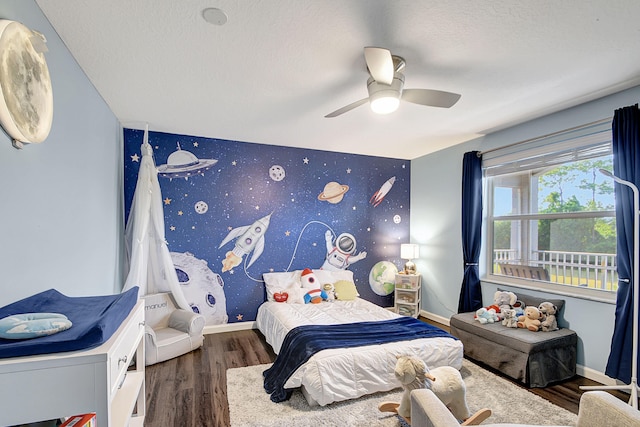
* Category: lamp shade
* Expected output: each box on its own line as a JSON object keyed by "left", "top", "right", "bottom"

{"left": 400, "top": 243, "right": 419, "bottom": 260}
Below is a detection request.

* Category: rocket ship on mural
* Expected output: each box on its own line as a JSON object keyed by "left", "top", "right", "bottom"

{"left": 370, "top": 176, "right": 396, "bottom": 207}
{"left": 219, "top": 213, "right": 272, "bottom": 272}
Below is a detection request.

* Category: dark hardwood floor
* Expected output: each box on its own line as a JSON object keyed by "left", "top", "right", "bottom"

{"left": 143, "top": 320, "right": 634, "bottom": 427}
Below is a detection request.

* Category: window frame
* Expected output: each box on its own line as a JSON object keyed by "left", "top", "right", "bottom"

{"left": 481, "top": 122, "right": 618, "bottom": 303}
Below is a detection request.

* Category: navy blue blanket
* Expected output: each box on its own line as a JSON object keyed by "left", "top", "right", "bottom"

{"left": 263, "top": 316, "right": 457, "bottom": 402}
{"left": 0, "top": 287, "right": 138, "bottom": 359}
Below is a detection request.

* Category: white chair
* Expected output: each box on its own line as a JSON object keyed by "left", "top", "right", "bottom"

{"left": 142, "top": 292, "right": 205, "bottom": 366}
{"left": 410, "top": 388, "right": 640, "bottom": 427}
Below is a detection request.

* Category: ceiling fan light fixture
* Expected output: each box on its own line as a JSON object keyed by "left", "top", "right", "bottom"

{"left": 370, "top": 92, "right": 400, "bottom": 115}
{"left": 367, "top": 73, "right": 404, "bottom": 115}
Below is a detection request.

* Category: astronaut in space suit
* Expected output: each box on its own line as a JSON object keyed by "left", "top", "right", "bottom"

{"left": 321, "top": 231, "right": 367, "bottom": 271}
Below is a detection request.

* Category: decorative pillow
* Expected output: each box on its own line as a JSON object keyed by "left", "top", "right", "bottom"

{"left": 263, "top": 270, "right": 303, "bottom": 302}
{"left": 0, "top": 312, "right": 72, "bottom": 340}
{"left": 334, "top": 280, "right": 359, "bottom": 300}
{"left": 313, "top": 269, "right": 354, "bottom": 286}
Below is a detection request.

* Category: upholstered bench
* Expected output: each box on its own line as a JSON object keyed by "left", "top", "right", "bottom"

{"left": 449, "top": 291, "right": 577, "bottom": 387}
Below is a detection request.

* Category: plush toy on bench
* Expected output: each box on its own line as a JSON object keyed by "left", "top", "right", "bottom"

{"left": 517, "top": 306, "right": 542, "bottom": 331}
{"left": 378, "top": 355, "right": 491, "bottom": 425}
{"left": 538, "top": 302, "right": 559, "bottom": 332}
{"left": 474, "top": 307, "right": 499, "bottom": 324}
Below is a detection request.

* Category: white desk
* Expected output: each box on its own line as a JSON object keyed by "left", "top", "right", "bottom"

{"left": 0, "top": 301, "right": 145, "bottom": 427}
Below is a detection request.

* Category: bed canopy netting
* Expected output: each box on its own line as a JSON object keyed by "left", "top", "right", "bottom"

{"left": 122, "top": 125, "right": 190, "bottom": 311}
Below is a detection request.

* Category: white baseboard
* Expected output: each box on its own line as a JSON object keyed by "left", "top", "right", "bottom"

{"left": 420, "top": 309, "right": 451, "bottom": 327}
{"left": 577, "top": 365, "right": 618, "bottom": 386}
{"left": 203, "top": 321, "right": 256, "bottom": 335}
{"left": 419, "top": 309, "right": 616, "bottom": 386}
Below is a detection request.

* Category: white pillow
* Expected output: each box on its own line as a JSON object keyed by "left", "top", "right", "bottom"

{"left": 263, "top": 270, "right": 303, "bottom": 302}
{"left": 312, "top": 269, "right": 354, "bottom": 285}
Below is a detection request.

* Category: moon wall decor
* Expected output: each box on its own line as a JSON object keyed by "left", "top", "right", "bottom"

{"left": 0, "top": 20, "right": 53, "bottom": 149}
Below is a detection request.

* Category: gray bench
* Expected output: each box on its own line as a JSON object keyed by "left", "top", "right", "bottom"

{"left": 449, "top": 291, "right": 577, "bottom": 387}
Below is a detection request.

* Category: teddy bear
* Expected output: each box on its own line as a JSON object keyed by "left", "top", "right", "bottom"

{"left": 501, "top": 308, "right": 518, "bottom": 328}
{"left": 517, "top": 306, "right": 542, "bottom": 331}
{"left": 538, "top": 302, "right": 559, "bottom": 332}
{"left": 474, "top": 307, "right": 499, "bottom": 324}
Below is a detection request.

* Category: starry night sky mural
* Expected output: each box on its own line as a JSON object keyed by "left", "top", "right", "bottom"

{"left": 123, "top": 129, "right": 411, "bottom": 324}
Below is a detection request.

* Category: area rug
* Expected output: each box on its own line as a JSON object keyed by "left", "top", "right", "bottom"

{"left": 227, "top": 359, "right": 578, "bottom": 426}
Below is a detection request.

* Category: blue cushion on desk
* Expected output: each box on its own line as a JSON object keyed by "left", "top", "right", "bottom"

{"left": 0, "top": 313, "right": 72, "bottom": 339}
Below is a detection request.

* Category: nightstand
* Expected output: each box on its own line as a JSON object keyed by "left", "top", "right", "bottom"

{"left": 394, "top": 273, "right": 421, "bottom": 318}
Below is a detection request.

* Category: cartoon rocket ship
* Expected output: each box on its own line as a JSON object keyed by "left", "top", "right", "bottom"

{"left": 370, "top": 176, "right": 396, "bottom": 207}
{"left": 219, "top": 213, "right": 272, "bottom": 272}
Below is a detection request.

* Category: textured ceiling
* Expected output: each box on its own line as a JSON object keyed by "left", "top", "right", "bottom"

{"left": 36, "top": 0, "right": 640, "bottom": 159}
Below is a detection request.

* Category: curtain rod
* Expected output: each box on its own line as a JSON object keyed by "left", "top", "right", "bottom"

{"left": 477, "top": 117, "right": 612, "bottom": 157}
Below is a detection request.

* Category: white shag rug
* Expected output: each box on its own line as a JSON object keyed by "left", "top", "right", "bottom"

{"left": 227, "top": 359, "right": 578, "bottom": 427}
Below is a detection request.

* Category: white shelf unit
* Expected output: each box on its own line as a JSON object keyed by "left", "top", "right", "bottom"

{"left": 394, "top": 273, "right": 421, "bottom": 318}
{"left": 0, "top": 300, "right": 145, "bottom": 427}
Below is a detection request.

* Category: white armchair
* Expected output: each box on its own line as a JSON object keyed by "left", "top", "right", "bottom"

{"left": 142, "top": 292, "right": 205, "bottom": 366}
{"left": 410, "top": 388, "right": 640, "bottom": 427}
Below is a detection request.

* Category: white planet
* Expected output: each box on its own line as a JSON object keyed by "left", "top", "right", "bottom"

{"left": 171, "top": 251, "right": 228, "bottom": 325}
{"left": 393, "top": 215, "right": 401, "bottom": 224}
{"left": 269, "top": 165, "right": 286, "bottom": 181}
{"left": 194, "top": 200, "right": 208, "bottom": 214}
{"left": 368, "top": 261, "right": 398, "bottom": 296}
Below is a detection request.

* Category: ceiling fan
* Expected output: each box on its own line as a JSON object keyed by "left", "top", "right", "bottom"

{"left": 325, "top": 47, "right": 461, "bottom": 118}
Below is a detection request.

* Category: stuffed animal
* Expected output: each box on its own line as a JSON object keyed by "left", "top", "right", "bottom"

{"left": 501, "top": 308, "right": 518, "bottom": 328}
{"left": 493, "top": 290, "right": 517, "bottom": 313}
{"left": 512, "top": 300, "right": 525, "bottom": 317}
{"left": 322, "top": 282, "right": 336, "bottom": 301}
{"left": 517, "top": 306, "right": 542, "bottom": 331}
{"left": 391, "top": 355, "right": 471, "bottom": 420}
{"left": 300, "top": 268, "right": 319, "bottom": 289}
{"left": 303, "top": 288, "right": 327, "bottom": 304}
{"left": 538, "top": 302, "right": 559, "bottom": 332}
{"left": 474, "top": 307, "right": 499, "bottom": 324}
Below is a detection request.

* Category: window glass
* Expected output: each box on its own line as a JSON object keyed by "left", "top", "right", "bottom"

{"left": 486, "top": 135, "right": 617, "bottom": 295}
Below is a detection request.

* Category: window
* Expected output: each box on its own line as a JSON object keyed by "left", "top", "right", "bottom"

{"left": 483, "top": 121, "right": 617, "bottom": 298}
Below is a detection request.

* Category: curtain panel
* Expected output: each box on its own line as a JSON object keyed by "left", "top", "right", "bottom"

{"left": 458, "top": 151, "right": 483, "bottom": 313}
{"left": 606, "top": 104, "right": 640, "bottom": 383}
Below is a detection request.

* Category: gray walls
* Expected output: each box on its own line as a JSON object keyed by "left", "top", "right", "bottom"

{"left": 0, "top": 1, "right": 122, "bottom": 306}
{"left": 412, "top": 84, "right": 640, "bottom": 379}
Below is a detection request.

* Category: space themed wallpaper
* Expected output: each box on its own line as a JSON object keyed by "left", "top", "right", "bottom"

{"left": 123, "top": 128, "right": 411, "bottom": 324}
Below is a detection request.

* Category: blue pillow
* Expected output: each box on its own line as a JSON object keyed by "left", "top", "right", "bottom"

{"left": 0, "top": 313, "right": 72, "bottom": 340}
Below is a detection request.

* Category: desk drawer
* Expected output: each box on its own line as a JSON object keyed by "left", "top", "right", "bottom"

{"left": 109, "top": 304, "right": 144, "bottom": 395}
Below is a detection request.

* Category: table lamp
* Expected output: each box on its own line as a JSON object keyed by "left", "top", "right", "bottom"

{"left": 400, "top": 243, "right": 420, "bottom": 274}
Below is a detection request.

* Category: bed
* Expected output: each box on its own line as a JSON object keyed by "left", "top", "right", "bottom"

{"left": 256, "top": 269, "right": 463, "bottom": 406}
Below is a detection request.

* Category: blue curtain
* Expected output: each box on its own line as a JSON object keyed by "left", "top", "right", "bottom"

{"left": 458, "top": 151, "right": 483, "bottom": 313}
{"left": 606, "top": 104, "right": 640, "bottom": 383}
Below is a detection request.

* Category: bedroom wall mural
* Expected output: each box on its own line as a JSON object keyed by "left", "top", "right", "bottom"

{"left": 123, "top": 129, "right": 410, "bottom": 324}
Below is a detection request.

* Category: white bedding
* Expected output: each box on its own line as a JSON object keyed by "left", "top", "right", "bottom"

{"left": 256, "top": 298, "right": 463, "bottom": 406}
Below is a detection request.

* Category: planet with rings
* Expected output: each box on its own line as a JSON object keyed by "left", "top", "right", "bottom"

{"left": 318, "top": 181, "right": 349, "bottom": 204}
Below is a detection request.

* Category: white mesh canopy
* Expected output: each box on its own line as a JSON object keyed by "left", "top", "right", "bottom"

{"left": 122, "top": 126, "right": 190, "bottom": 311}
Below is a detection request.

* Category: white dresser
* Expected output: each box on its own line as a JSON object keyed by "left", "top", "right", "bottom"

{"left": 0, "top": 300, "right": 145, "bottom": 427}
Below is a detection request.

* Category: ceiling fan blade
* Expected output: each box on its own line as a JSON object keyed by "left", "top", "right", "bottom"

{"left": 324, "top": 98, "right": 369, "bottom": 118}
{"left": 364, "top": 47, "right": 394, "bottom": 85}
{"left": 402, "top": 89, "right": 461, "bottom": 108}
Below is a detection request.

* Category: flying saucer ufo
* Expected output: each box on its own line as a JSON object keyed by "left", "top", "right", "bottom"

{"left": 157, "top": 144, "right": 218, "bottom": 180}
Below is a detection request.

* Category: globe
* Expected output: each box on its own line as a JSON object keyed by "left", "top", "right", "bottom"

{"left": 369, "top": 261, "right": 398, "bottom": 296}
